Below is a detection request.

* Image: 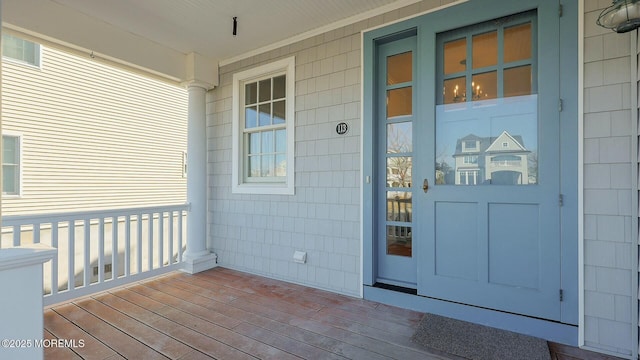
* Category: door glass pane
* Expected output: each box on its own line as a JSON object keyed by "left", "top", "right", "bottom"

{"left": 386, "top": 191, "right": 412, "bottom": 221}
{"left": 471, "top": 71, "right": 497, "bottom": 101}
{"left": 443, "top": 77, "right": 466, "bottom": 104}
{"left": 387, "top": 225, "right": 412, "bottom": 257}
{"left": 387, "top": 122, "right": 412, "bottom": 153}
{"left": 387, "top": 87, "right": 412, "bottom": 118}
{"left": 387, "top": 156, "right": 412, "bottom": 188}
{"left": 472, "top": 31, "right": 497, "bottom": 69}
{"left": 387, "top": 52, "right": 412, "bottom": 85}
{"left": 386, "top": 190, "right": 412, "bottom": 257}
{"left": 435, "top": 94, "right": 538, "bottom": 185}
{"left": 444, "top": 38, "right": 466, "bottom": 75}
{"left": 504, "top": 65, "right": 532, "bottom": 97}
{"left": 504, "top": 23, "right": 532, "bottom": 63}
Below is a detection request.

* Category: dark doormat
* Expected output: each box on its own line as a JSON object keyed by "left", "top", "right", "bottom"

{"left": 411, "top": 313, "right": 551, "bottom": 360}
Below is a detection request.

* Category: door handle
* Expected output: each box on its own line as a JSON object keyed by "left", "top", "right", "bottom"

{"left": 423, "top": 178, "right": 429, "bottom": 193}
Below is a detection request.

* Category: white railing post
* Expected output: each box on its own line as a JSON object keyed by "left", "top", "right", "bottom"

{"left": 0, "top": 244, "right": 56, "bottom": 360}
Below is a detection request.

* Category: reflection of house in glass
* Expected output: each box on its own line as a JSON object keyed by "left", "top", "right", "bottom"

{"left": 453, "top": 130, "right": 531, "bottom": 185}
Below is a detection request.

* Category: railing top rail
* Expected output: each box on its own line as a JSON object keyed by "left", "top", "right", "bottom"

{"left": 2, "top": 203, "right": 189, "bottom": 226}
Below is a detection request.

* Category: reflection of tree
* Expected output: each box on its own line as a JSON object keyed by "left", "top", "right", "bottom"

{"left": 435, "top": 146, "right": 452, "bottom": 184}
{"left": 387, "top": 123, "right": 411, "bottom": 154}
{"left": 388, "top": 157, "right": 411, "bottom": 187}
{"left": 386, "top": 123, "right": 412, "bottom": 188}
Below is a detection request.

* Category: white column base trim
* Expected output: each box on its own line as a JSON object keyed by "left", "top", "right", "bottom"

{"left": 182, "top": 251, "right": 218, "bottom": 274}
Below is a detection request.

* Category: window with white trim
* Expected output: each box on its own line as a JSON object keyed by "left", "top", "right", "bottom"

{"left": 2, "top": 33, "right": 41, "bottom": 67}
{"left": 2, "top": 134, "right": 22, "bottom": 196}
{"left": 232, "top": 57, "right": 295, "bottom": 195}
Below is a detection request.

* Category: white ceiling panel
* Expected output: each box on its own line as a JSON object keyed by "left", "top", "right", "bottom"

{"left": 48, "top": 0, "right": 404, "bottom": 60}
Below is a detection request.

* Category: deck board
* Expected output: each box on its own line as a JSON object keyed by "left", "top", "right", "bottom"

{"left": 43, "top": 267, "right": 615, "bottom": 360}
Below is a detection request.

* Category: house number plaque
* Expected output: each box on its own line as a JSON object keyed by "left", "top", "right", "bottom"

{"left": 336, "top": 122, "right": 348, "bottom": 135}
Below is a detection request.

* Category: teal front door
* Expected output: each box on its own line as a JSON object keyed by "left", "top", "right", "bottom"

{"left": 374, "top": 8, "right": 562, "bottom": 321}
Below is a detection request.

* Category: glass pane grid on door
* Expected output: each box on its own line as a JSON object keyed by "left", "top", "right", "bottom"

{"left": 384, "top": 51, "right": 414, "bottom": 258}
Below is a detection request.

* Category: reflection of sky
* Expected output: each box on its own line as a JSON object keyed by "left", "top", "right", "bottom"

{"left": 435, "top": 95, "right": 538, "bottom": 166}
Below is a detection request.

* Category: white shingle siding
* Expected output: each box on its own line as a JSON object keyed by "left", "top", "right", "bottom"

{"left": 584, "top": 0, "right": 637, "bottom": 357}
{"left": 2, "top": 45, "right": 188, "bottom": 215}
{"left": 209, "top": 1, "right": 430, "bottom": 296}
{"left": 207, "top": 0, "right": 464, "bottom": 297}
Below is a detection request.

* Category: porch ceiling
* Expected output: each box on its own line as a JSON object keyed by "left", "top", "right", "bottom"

{"left": 3, "top": 0, "right": 410, "bottom": 85}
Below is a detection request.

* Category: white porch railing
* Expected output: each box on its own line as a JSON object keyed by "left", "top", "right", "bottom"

{"left": 1, "top": 204, "right": 188, "bottom": 306}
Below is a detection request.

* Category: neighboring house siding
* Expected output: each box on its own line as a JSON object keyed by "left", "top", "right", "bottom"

{"left": 583, "top": 1, "right": 636, "bottom": 357}
{"left": 2, "top": 44, "right": 188, "bottom": 215}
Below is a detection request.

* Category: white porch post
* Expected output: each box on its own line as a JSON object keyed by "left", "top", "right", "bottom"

{"left": 183, "top": 82, "right": 217, "bottom": 273}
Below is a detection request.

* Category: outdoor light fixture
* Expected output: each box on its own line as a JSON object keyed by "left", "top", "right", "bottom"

{"left": 597, "top": 0, "right": 640, "bottom": 33}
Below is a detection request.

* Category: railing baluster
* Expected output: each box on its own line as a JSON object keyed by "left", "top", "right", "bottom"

{"left": 178, "top": 210, "right": 183, "bottom": 262}
{"left": 125, "top": 215, "right": 131, "bottom": 277}
{"left": 68, "top": 220, "right": 75, "bottom": 292}
{"left": 112, "top": 216, "right": 118, "bottom": 280}
{"left": 148, "top": 212, "right": 154, "bottom": 270}
{"left": 84, "top": 219, "right": 91, "bottom": 287}
{"left": 159, "top": 212, "right": 164, "bottom": 268}
{"left": 51, "top": 222, "right": 59, "bottom": 296}
{"left": 168, "top": 210, "right": 174, "bottom": 265}
{"left": 13, "top": 225, "right": 20, "bottom": 246}
{"left": 98, "top": 217, "right": 105, "bottom": 284}
{"left": 137, "top": 213, "right": 143, "bottom": 274}
{"left": 33, "top": 223, "right": 41, "bottom": 244}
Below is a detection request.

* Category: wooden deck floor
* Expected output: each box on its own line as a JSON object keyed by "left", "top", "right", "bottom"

{"left": 44, "top": 267, "right": 623, "bottom": 360}
{"left": 44, "top": 267, "right": 458, "bottom": 360}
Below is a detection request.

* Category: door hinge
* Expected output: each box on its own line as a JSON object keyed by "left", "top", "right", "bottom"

{"left": 559, "top": 194, "right": 564, "bottom": 207}
{"left": 558, "top": 98, "right": 563, "bottom": 112}
{"left": 559, "top": 4, "right": 563, "bottom": 17}
{"left": 559, "top": 289, "right": 564, "bottom": 302}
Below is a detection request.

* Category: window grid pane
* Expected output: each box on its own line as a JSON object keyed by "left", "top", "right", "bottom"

{"left": 242, "top": 72, "right": 288, "bottom": 181}
{"left": 2, "top": 135, "right": 19, "bottom": 195}
{"left": 472, "top": 31, "right": 497, "bottom": 69}
{"left": 2, "top": 34, "right": 39, "bottom": 66}
{"left": 439, "top": 19, "right": 534, "bottom": 104}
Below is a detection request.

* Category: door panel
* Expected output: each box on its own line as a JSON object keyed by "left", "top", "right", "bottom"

{"left": 434, "top": 202, "right": 478, "bottom": 281}
{"left": 488, "top": 203, "right": 540, "bottom": 289}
